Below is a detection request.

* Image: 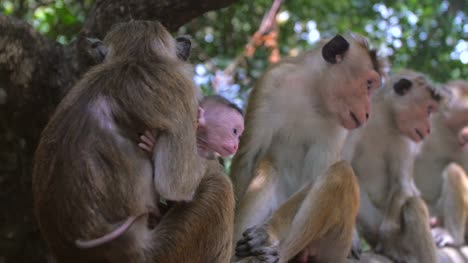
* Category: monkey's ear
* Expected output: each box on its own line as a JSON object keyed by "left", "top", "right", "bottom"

{"left": 197, "top": 107, "right": 206, "bottom": 127}
{"left": 322, "top": 34, "right": 350, "bottom": 64}
{"left": 176, "top": 36, "right": 192, "bottom": 61}
{"left": 393, "top": 78, "right": 412, "bottom": 96}
{"left": 86, "top": 37, "right": 108, "bottom": 63}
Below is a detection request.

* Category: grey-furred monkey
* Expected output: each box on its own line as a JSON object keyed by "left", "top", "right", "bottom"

{"left": 342, "top": 69, "right": 449, "bottom": 263}
{"left": 33, "top": 20, "right": 234, "bottom": 263}
{"left": 231, "top": 33, "right": 383, "bottom": 263}
{"left": 414, "top": 80, "right": 468, "bottom": 248}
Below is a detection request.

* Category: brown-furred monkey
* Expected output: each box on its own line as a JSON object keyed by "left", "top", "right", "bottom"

{"left": 32, "top": 20, "right": 234, "bottom": 263}
{"left": 414, "top": 80, "right": 468, "bottom": 248}
{"left": 139, "top": 95, "right": 245, "bottom": 159}
{"left": 231, "top": 33, "right": 383, "bottom": 263}
{"left": 342, "top": 70, "right": 449, "bottom": 263}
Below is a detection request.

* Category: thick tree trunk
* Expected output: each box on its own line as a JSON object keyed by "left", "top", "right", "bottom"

{"left": 0, "top": 0, "right": 237, "bottom": 262}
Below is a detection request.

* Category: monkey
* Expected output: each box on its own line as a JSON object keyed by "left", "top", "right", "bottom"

{"left": 139, "top": 95, "right": 245, "bottom": 160}
{"left": 230, "top": 33, "right": 383, "bottom": 263}
{"left": 413, "top": 80, "right": 468, "bottom": 247}
{"left": 32, "top": 20, "right": 234, "bottom": 263}
{"left": 342, "top": 70, "right": 449, "bottom": 263}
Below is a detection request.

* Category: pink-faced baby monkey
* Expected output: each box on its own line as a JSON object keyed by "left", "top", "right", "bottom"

{"left": 139, "top": 95, "right": 244, "bottom": 159}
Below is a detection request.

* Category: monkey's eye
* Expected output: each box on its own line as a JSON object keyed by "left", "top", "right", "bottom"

{"left": 367, "top": 80, "right": 373, "bottom": 91}
{"left": 233, "top": 128, "right": 238, "bottom": 135}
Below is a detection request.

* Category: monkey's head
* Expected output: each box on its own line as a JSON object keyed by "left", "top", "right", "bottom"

{"left": 441, "top": 80, "right": 468, "bottom": 145}
{"left": 385, "top": 71, "right": 448, "bottom": 142}
{"left": 319, "top": 33, "right": 383, "bottom": 130}
{"left": 197, "top": 96, "right": 244, "bottom": 158}
{"left": 100, "top": 20, "right": 191, "bottom": 62}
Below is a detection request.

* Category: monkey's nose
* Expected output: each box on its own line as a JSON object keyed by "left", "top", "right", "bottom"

{"left": 366, "top": 113, "right": 369, "bottom": 120}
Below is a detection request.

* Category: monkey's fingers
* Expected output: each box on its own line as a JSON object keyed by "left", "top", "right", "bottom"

{"left": 235, "top": 244, "right": 253, "bottom": 258}
{"left": 349, "top": 246, "right": 361, "bottom": 260}
{"left": 256, "top": 252, "right": 279, "bottom": 263}
{"left": 251, "top": 247, "right": 278, "bottom": 257}
{"left": 432, "top": 228, "right": 455, "bottom": 247}
{"left": 138, "top": 142, "right": 152, "bottom": 153}
{"left": 144, "top": 130, "right": 157, "bottom": 142}
{"left": 140, "top": 134, "right": 155, "bottom": 148}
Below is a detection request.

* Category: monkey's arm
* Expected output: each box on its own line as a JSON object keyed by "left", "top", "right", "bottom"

{"left": 125, "top": 70, "right": 205, "bottom": 201}
{"left": 379, "top": 149, "right": 415, "bottom": 237}
{"left": 152, "top": 125, "right": 205, "bottom": 201}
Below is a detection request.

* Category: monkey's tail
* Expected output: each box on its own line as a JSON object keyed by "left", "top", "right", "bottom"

{"left": 75, "top": 214, "right": 145, "bottom": 249}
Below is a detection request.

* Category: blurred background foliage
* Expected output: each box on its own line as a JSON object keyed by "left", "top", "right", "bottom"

{"left": 1, "top": 0, "right": 467, "bottom": 107}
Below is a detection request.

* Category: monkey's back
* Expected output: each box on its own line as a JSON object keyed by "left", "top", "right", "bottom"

{"left": 32, "top": 62, "right": 163, "bottom": 260}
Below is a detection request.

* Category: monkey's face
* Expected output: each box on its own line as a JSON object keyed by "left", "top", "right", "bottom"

{"left": 443, "top": 84, "right": 468, "bottom": 141}
{"left": 197, "top": 107, "right": 244, "bottom": 157}
{"left": 332, "top": 69, "right": 381, "bottom": 130}
{"left": 392, "top": 77, "right": 442, "bottom": 142}
{"left": 321, "top": 35, "right": 381, "bottom": 130}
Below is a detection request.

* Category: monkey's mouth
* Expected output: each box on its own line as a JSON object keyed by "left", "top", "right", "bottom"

{"left": 415, "top": 129, "right": 424, "bottom": 140}
{"left": 350, "top": 112, "right": 361, "bottom": 128}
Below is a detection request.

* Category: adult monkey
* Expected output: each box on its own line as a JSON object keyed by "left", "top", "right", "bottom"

{"left": 231, "top": 33, "right": 383, "bottom": 263}
{"left": 343, "top": 70, "right": 448, "bottom": 263}
{"left": 32, "top": 20, "right": 234, "bottom": 263}
{"left": 414, "top": 80, "right": 468, "bottom": 247}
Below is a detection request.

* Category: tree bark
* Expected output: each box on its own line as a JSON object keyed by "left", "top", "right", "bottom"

{"left": 0, "top": 0, "right": 237, "bottom": 262}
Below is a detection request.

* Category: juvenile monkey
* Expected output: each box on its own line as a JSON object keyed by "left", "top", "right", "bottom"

{"left": 413, "top": 80, "right": 468, "bottom": 247}
{"left": 33, "top": 20, "right": 234, "bottom": 263}
{"left": 139, "top": 95, "right": 245, "bottom": 159}
{"left": 231, "top": 33, "right": 382, "bottom": 263}
{"left": 343, "top": 70, "right": 448, "bottom": 263}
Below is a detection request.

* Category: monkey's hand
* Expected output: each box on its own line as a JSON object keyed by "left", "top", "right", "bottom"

{"left": 348, "top": 231, "right": 362, "bottom": 260}
{"left": 138, "top": 130, "right": 157, "bottom": 154}
{"left": 235, "top": 226, "right": 279, "bottom": 263}
{"left": 432, "top": 227, "right": 456, "bottom": 247}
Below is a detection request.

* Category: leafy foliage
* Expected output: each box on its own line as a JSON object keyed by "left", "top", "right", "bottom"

{"left": 2, "top": 0, "right": 467, "bottom": 104}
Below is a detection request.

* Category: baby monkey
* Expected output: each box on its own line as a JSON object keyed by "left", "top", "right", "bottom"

{"left": 139, "top": 95, "right": 244, "bottom": 159}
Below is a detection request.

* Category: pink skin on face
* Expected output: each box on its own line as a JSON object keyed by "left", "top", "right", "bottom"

{"left": 196, "top": 105, "right": 244, "bottom": 157}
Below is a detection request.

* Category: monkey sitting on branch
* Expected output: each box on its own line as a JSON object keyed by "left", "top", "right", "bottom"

{"left": 413, "top": 80, "right": 468, "bottom": 248}
{"left": 230, "top": 33, "right": 383, "bottom": 263}
{"left": 33, "top": 20, "right": 234, "bottom": 263}
{"left": 342, "top": 70, "right": 449, "bottom": 263}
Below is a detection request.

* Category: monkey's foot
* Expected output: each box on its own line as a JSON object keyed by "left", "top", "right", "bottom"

{"left": 432, "top": 227, "right": 456, "bottom": 247}
{"left": 235, "top": 226, "right": 279, "bottom": 263}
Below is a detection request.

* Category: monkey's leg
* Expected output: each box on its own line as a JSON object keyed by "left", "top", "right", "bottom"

{"left": 352, "top": 188, "right": 384, "bottom": 256}
{"left": 394, "top": 197, "right": 438, "bottom": 263}
{"left": 235, "top": 182, "right": 313, "bottom": 263}
{"left": 436, "top": 163, "right": 468, "bottom": 246}
{"left": 268, "top": 161, "right": 359, "bottom": 263}
{"left": 234, "top": 161, "right": 284, "bottom": 262}
{"left": 151, "top": 162, "right": 235, "bottom": 263}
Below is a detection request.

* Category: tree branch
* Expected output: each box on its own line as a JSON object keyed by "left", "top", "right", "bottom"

{"left": 82, "top": 0, "right": 239, "bottom": 38}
